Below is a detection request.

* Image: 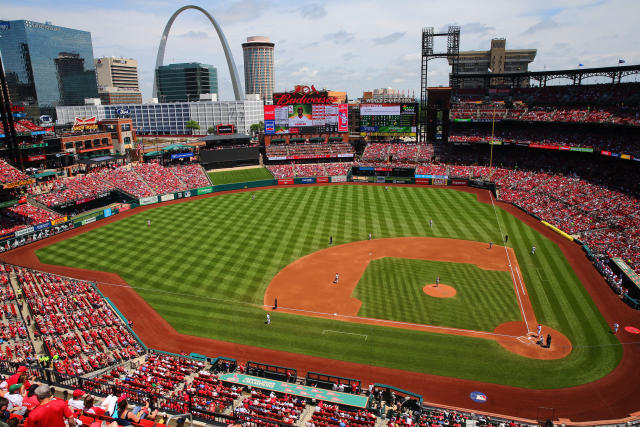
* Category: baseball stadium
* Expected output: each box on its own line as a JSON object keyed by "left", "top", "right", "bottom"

{"left": 0, "top": 24, "right": 639, "bottom": 427}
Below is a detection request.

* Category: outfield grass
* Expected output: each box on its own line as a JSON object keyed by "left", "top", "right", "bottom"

{"left": 35, "top": 185, "right": 621, "bottom": 388}
{"left": 208, "top": 167, "right": 274, "bottom": 185}
{"left": 354, "top": 258, "right": 521, "bottom": 331}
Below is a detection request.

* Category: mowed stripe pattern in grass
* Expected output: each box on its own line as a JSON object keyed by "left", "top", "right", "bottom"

{"left": 35, "top": 185, "right": 621, "bottom": 389}
{"left": 354, "top": 258, "right": 520, "bottom": 331}
{"left": 208, "top": 167, "right": 274, "bottom": 185}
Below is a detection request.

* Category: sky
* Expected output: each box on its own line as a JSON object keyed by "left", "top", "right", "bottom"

{"left": 1, "top": 0, "right": 639, "bottom": 101}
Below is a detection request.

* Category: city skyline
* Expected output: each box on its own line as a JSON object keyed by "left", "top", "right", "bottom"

{"left": 1, "top": 0, "right": 639, "bottom": 102}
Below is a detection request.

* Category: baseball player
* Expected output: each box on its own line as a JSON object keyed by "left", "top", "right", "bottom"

{"left": 252, "top": 193, "right": 255, "bottom": 200}
{"left": 147, "top": 219, "right": 151, "bottom": 227}
{"left": 613, "top": 322, "right": 619, "bottom": 334}
{"left": 266, "top": 313, "right": 271, "bottom": 325}
{"left": 429, "top": 219, "right": 433, "bottom": 228}
{"left": 435, "top": 276, "right": 440, "bottom": 287}
{"left": 333, "top": 273, "right": 339, "bottom": 284}
{"left": 531, "top": 245, "right": 536, "bottom": 255}
{"left": 368, "top": 232, "right": 372, "bottom": 240}
{"left": 329, "top": 236, "right": 333, "bottom": 245}
{"left": 537, "top": 324, "right": 542, "bottom": 337}
{"left": 489, "top": 241, "right": 493, "bottom": 249}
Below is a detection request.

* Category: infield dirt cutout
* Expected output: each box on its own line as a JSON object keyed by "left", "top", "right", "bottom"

{"left": 265, "top": 237, "right": 572, "bottom": 360}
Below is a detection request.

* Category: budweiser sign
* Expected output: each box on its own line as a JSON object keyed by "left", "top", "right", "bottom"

{"left": 273, "top": 85, "right": 336, "bottom": 105}
{"left": 72, "top": 117, "right": 98, "bottom": 131}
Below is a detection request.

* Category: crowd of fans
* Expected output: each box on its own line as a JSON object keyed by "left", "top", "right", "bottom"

{"left": 0, "top": 160, "right": 29, "bottom": 186}
{"left": 0, "top": 202, "right": 59, "bottom": 236}
{"left": 267, "top": 163, "right": 353, "bottom": 179}
{"left": 266, "top": 142, "right": 354, "bottom": 159}
{"left": 26, "top": 163, "right": 211, "bottom": 206}
{"left": 362, "top": 144, "right": 433, "bottom": 162}
{"left": 449, "top": 127, "right": 640, "bottom": 157}
{"left": 451, "top": 103, "right": 639, "bottom": 126}
{"left": 15, "top": 267, "right": 144, "bottom": 376}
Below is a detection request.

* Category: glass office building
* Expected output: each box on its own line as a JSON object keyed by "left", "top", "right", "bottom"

{"left": 56, "top": 100, "right": 264, "bottom": 136}
{"left": 155, "top": 63, "right": 218, "bottom": 103}
{"left": 0, "top": 19, "right": 98, "bottom": 116}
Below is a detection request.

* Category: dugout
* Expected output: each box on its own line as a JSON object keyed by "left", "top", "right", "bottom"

{"left": 373, "top": 384, "right": 422, "bottom": 414}
{"left": 209, "top": 356, "right": 237, "bottom": 373}
{"left": 245, "top": 361, "right": 296, "bottom": 383}
{"left": 305, "top": 371, "right": 361, "bottom": 393}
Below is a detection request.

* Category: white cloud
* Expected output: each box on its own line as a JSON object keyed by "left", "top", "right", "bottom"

{"left": 299, "top": 3, "right": 327, "bottom": 20}
{"left": 373, "top": 32, "right": 406, "bottom": 45}
{"left": 0, "top": 0, "right": 637, "bottom": 100}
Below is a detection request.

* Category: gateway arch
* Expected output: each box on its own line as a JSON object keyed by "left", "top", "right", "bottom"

{"left": 153, "top": 5, "right": 243, "bottom": 100}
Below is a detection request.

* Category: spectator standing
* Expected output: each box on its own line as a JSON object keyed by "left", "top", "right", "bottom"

{"left": 26, "top": 385, "right": 76, "bottom": 426}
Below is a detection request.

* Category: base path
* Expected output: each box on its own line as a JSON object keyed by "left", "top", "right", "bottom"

{"left": 2, "top": 183, "right": 640, "bottom": 422}
{"left": 264, "top": 237, "right": 570, "bottom": 359}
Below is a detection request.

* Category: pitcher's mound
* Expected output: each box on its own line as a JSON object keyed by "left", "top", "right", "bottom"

{"left": 423, "top": 284, "right": 456, "bottom": 298}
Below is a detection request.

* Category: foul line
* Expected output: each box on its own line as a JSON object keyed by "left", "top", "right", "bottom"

{"left": 488, "top": 192, "right": 531, "bottom": 333}
{"left": 322, "top": 330, "right": 368, "bottom": 341}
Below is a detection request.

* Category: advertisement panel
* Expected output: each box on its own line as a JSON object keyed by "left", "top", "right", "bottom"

{"left": 103, "top": 208, "right": 112, "bottom": 218}
{"left": 415, "top": 178, "right": 431, "bottom": 185}
{"left": 3, "top": 178, "right": 35, "bottom": 189}
{"left": 360, "top": 104, "right": 401, "bottom": 116}
{"left": 171, "top": 152, "right": 193, "bottom": 160}
{"left": 72, "top": 117, "right": 98, "bottom": 131}
{"left": 338, "top": 104, "right": 348, "bottom": 132}
{"left": 82, "top": 217, "right": 96, "bottom": 226}
{"left": 216, "top": 124, "right": 235, "bottom": 135}
{"left": 27, "top": 155, "right": 46, "bottom": 162}
{"left": 300, "top": 177, "right": 316, "bottom": 184}
{"left": 316, "top": 177, "right": 329, "bottom": 183}
{"left": 139, "top": 196, "right": 158, "bottom": 206}
{"left": 51, "top": 216, "right": 68, "bottom": 225}
{"left": 432, "top": 178, "right": 448, "bottom": 186}
{"left": 160, "top": 193, "right": 175, "bottom": 202}
{"left": 278, "top": 179, "right": 294, "bottom": 185}
{"left": 34, "top": 221, "right": 51, "bottom": 231}
{"left": 15, "top": 226, "right": 34, "bottom": 237}
{"left": 450, "top": 179, "right": 468, "bottom": 186}
{"left": 264, "top": 105, "right": 276, "bottom": 135}
{"left": 197, "top": 186, "right": 213, "bottom": 195}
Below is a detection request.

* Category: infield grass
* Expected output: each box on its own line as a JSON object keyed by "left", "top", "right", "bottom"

{"left": 208, "top": 167, "right": 274, "bottom": 184}
{"left": 354, "top": 258, "right": 521, "bottom": 331}
{"left": 36, "top": 185, "right": 621, "bottom": 388}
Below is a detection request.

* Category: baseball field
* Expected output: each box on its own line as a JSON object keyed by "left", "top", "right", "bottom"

{"left": 33, "top": 184, "right": 622, "bottom": 391}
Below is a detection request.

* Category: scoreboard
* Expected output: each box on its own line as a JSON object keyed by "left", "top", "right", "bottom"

{"left": 360, "top": 103, "right": 417, "bottom": 135}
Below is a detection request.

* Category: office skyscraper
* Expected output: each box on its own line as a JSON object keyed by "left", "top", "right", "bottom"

{"left": 155, "top": 62, "right": 218, "bottom": 103}
{"left": 0, "top": 19, "right": 98, "bottom": 115}
{"left": 242, "top": 36, "right": 274, "bottom": 101}
{"left": 95, "top": 57, "right": 142, "bottom": 104}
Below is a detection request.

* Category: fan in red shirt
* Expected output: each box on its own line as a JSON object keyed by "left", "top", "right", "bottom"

{"left": 26, "top": 385, "right": 76, "bottom": 427}
{"left": 6, "top": 366, "right": 30, "bottom": 388}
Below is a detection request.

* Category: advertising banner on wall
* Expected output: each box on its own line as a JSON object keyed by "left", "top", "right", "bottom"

{"left": 264, "top": 105, "right": 276, "bottom": 135}
{"left": 278, "top": 179, "right": 294, "bottom": 185}
{"left": 338, "top": 104, "right": 348, "bottom": 132}
{"left": 139, "top": 196, "right": 158, "bottom": 206}
{"left": 160, "top": 193, "right": 175, "bottom": 202}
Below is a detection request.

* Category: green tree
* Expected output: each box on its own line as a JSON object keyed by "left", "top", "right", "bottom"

{"left": 185, "top": 120, "right": 200, "bottom": 134}
{"left": 207, "top": 126, "right": 216, "bottom": 134}
{"left": 250, "top": 121, "right": 264, "bottom": 136}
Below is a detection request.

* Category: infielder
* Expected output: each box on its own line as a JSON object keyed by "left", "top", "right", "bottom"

{"left": 333, "top": 273, "right": 339, "bottom": 284}
{"left": 613, "top": 322, "right": 619, "bottom": 334}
